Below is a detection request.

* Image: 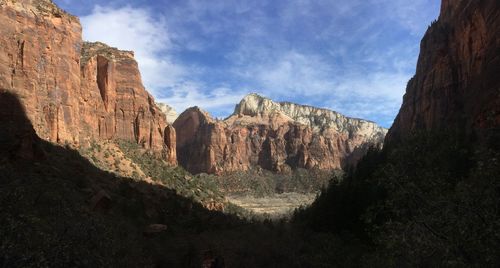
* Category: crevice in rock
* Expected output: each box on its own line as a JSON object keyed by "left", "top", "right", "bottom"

{"left": 16, "top": 40, "right": 24, "bottom": 69}
{"left": 96, "top": 55, "right": 109, "bottom": 111}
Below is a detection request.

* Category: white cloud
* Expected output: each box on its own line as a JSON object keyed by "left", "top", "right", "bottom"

{"left": 251, "top": 51, "right": 336, "bottom": 96}
{"left": 327, "top": 71, "right": 409, "bottom": 125}
{"left": 77, "top": 0, "right": 439, "bottom": 127}
{"left": 81, "top": 5, "right": 185, "bottom": 92}
{"left": 230, "top": 48, "right": 409, "bottom": 126}
{"left": 156, "top": 82, "right": 247, "bottom": 117}
{"left": 80, "top": 4, "right": 245, "bottom": 116}
{"left": 384, "top": 0, "right": 440, "bottom": 35}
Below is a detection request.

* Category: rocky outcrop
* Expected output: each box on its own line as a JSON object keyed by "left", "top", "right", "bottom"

{"left": 157, "top": 103, "right": 178, "bottom": 124}
{"left": 174, "top": 94, "right": 387, "bottom": 174}
{"left": 387, "top": 0, "right": 500, "bottom": 145}
{"left": 0, "top": 0, "right": 177, "bottom": 165}
{"left": 80, "top": 42, "right": 176, "bottom": 165}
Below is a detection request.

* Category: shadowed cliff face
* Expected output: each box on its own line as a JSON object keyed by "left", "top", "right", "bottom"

{"left": 0, "top": 91, "right": 44, "bottom": 161}
{"left": 386, "top": 0, "right": 500, "bottom": 145}
{"left": 0, "top": 91, "right": 353, "bottom": 268}
{"left": 0, "top": 1, "right": 176, "bottom": 164}
{"left": 174, "top": 95, "right": 387, "bottom": 175}
{"left": 0, "top": 91, "right": 231, "bottom": 267}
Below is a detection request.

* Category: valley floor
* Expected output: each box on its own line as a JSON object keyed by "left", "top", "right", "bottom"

{"left": 227, "top": 193, "right": 317, "bottom": 217}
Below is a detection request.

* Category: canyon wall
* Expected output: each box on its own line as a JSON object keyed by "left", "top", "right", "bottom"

{"left": 0, "top": 0, "right": 176, "bottom": 164}
{"left": 174, "top": 94, "right": 387, "bottom": 174}
{"left": 386, "top": 0, "right": 500, "bottom": 145}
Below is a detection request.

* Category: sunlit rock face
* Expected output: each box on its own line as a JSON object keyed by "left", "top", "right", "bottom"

{"left": 80, "top": 41, "right": 176, "bottom": 164}
{"left": 386, "top": 0, "right": 500, "bottom": 145}
{"left": 174, "top": 94, "right": 387, "bottom": 174}
{"left": 0, "top": 0, "right": 177, "bottom": 164}
{"left": 0, "top": 0, "right": 83, "bottom": 143}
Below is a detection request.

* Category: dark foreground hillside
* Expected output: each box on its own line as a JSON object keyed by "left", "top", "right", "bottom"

{"left": 2, "top": 89, "right": 498, "bottom": 267}
{"left": 0, "top": 91, "right": 368, "bottom": 267}
{"left": 295, "top": 0, "right": 500, "bottom": 265}
{"left": 295, "top": 131, "right": 500, "bottom": 266}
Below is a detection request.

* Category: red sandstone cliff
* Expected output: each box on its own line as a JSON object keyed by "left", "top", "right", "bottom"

{"left": 80, "top": 42, "right": 176, "bottom": 164}
{"left": 174, "top": 94, "right": 387, "bottom": 174}
{"left": 386, "top": 0, "right": 500, "bottom": 144}
{"left": 0, "top": 0, "right": 176, "bottom": 165}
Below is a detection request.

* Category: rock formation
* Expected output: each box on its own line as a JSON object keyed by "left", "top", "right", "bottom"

{"left": 79, "top": 42, "right": 176, "bottom": 165}
{"left": 386, "top": 0, "right": 500, "bottom": 145}
{"left": 0, "top": 0, "right": 176, "bottom": 165}
{"left": 157, "top": 103, "right": 178, "bottom": 124}
{"left": 174, "top": 94, "right": 387, "bottom": 174}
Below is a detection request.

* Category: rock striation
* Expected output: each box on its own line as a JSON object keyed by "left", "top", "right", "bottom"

{"left": 0, "top": 0, "right": 177, "bottom": 165}
{"left": 0, "top": 0, "right": 82, "bottom": 143}
{"left": 387, "top": 0, "right": 500, "bottom": 145}
{"left": 174, "top": 94, "right": 387, "bottom": 174}
{"left": 79, "top": 42, "right": 176, "bottom": 165}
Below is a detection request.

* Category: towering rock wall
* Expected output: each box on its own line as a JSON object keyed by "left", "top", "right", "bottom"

{"left": 386, "top": 0, "right": 500, "bottom": 144}
{"left": 0, "top": 0, "right": 177, "bottom": 165}
{"left": 174, "top": 94, "right": 387, "bottom": 174}
{"left": 0, "top": 0, "right": 82, "bottom": 143}
{"left": 79, "top": 42, "right": 176, "bottom": 163}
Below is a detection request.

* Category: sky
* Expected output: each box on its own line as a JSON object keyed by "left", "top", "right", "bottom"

{"left": 54, "top": 0, "right": 440, "bottom": 128}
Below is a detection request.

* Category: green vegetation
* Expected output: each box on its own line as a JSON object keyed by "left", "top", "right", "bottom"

{"left": 2, "top": 88, "right": 498, "bottom": 266}
{"left": 0, "top": 137, "right": 356, "bottom": 267}
{"left": 116, "top": 140, "right": 225, "bottom": 204}
{"left": 294, "top": 131, "right": 500, "bottom": 266}
{"left": 198, "top": 168, "right": 334, "bottom": 197}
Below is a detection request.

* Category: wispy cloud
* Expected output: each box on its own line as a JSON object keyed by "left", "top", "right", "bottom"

{"left": 156, "top": 83, "right": 246, "bottom": 118}
{"left": 66, "top": 0, "right": 441, "bottom": 128}
{"left": 80, "top": 5, "right": 244, "bottom": 115}
{"left": 81, "top": 5, "right": 184, "bottom": 90}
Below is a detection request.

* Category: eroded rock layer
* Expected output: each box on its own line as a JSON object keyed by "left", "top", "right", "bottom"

{"left": 0, "top": 0, "right": 176, "bottom": 165}
{"left": 174, "top": 94, "right": 387, "bottom": 174}
{"left": 386, "top": 0, "right": 500, "bottom": 145}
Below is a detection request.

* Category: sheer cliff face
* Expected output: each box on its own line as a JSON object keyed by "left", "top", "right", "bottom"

{"left": 387, "top": 0, "right": 500, "bottom": 144}
{"left": 174, "top": 94, "right": 387, "bottom": 174}
{"left": 0, "top": 0, "right": 82, "bottom": 143}
{"left": 0, "top": 0, "right": 176, "bottom": 165}
{"left": 79, "top": 42, "right": 176, "bottom": 161}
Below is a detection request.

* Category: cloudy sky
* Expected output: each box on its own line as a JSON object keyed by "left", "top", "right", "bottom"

{"left": 54, "top": 0, "right": 440, "bottom": 127}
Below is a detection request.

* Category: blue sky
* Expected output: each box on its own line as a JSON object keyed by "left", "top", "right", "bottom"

{"left": 54, "top": 0, "right": 440, "bottom": 127}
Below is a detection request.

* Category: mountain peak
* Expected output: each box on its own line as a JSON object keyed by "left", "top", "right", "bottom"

{"left": 234, "top": 93, "right": 279, "bottom": 117}
{"left": 233, "top": 93, "right": 387, "bottom": 134}
{"left": 156, "top": 103, "right": 178, "bottom": 124}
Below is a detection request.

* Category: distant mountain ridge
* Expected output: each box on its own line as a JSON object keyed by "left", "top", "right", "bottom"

{"left": 174, "top": 93, "right": 387, "bottom": 174}
{"left": 233, "top": 93, "right": 387, "bottom": 138}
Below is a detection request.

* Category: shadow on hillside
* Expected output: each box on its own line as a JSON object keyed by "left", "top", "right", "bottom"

{"left": 0, "top": 91, "right": 371, "bottom": 267}
{"left": 0, "top": 91, "right": 241, "bottom": 267}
